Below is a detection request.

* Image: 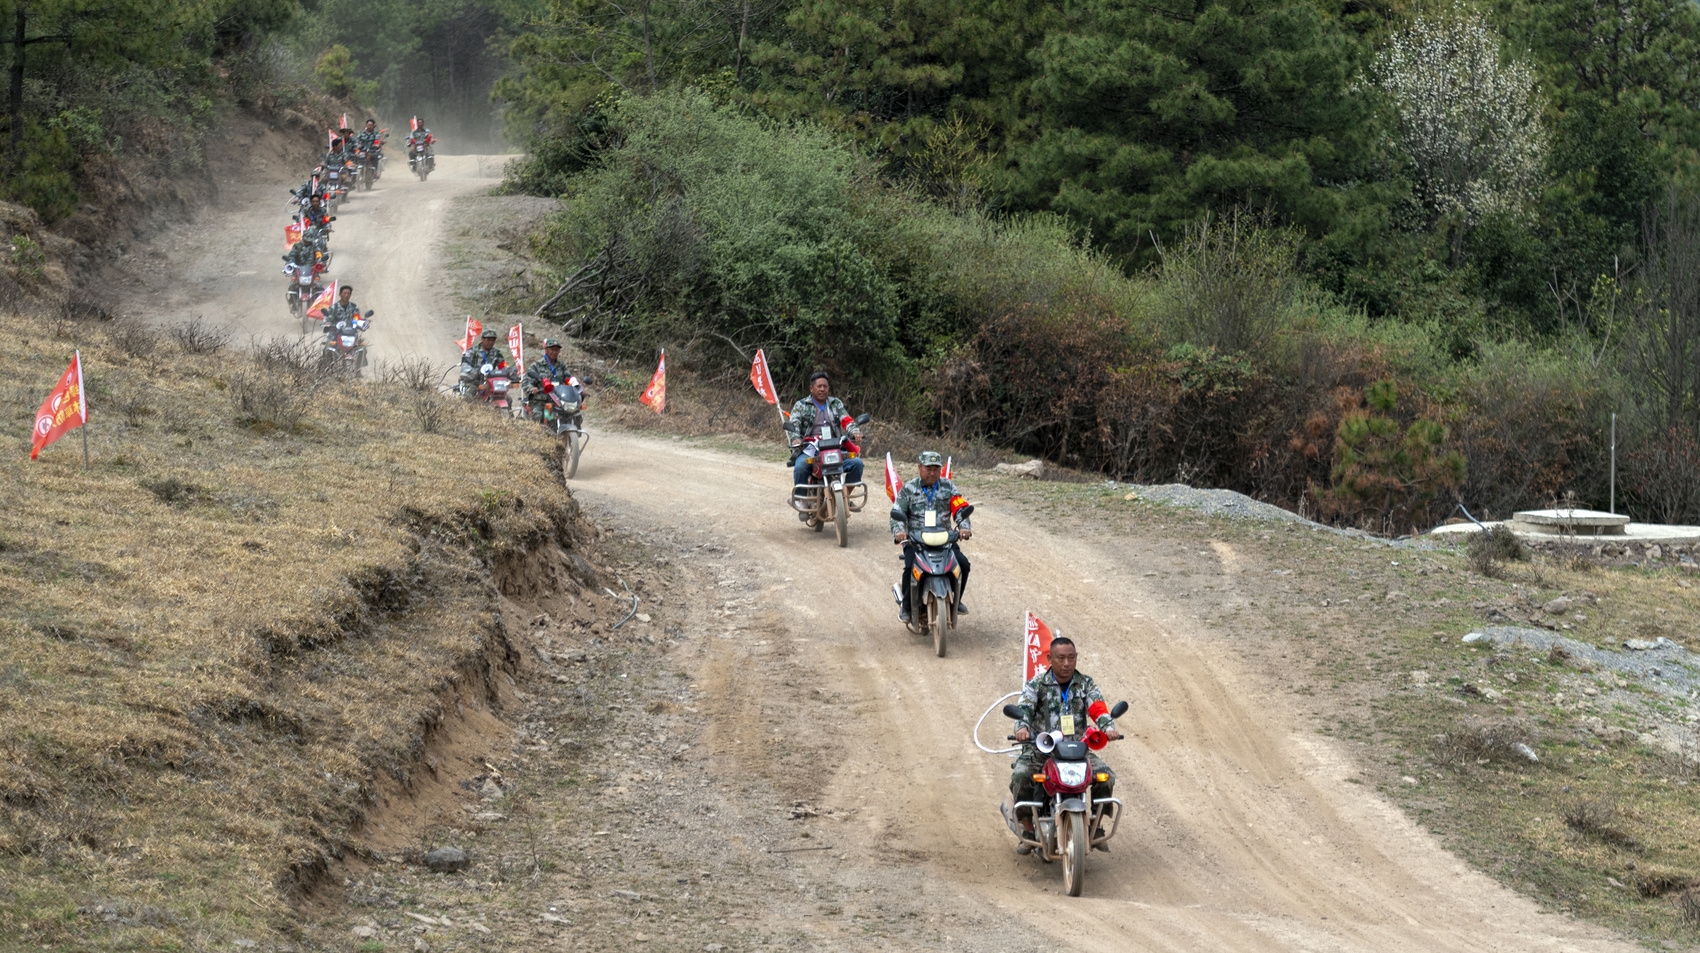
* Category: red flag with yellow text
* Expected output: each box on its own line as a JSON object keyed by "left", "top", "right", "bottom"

{"left": 1024, "top": 611, "right": 1056, "bottom": 683}
{"left": 284, "top": 221, "right": 304, "bottom": 249}
{"left": 456, "top": 316, "right": 482, "bottom": 352}
{"left": 638, "top": 350, "right": 666, "bottom": 414}
{"left": 30, "top": 352, "right": 86, "bottom": 460}
{"left": 305, "top": 280, "right": 337, "bottom": 320}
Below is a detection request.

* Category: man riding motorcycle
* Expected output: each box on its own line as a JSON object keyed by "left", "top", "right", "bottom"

{"left": 321, "top": 284, "right": 366, "bottom": 335}
{"left": 1008, "top": 637, "right": 1123, "bottom": 850}
{"left": 407, "top": 119, "right": 436, "bottom": 173}
{"left": 282, "top": 236, "right": 317, "bottom": 269}
{"left": 354, "top": 119, "right": 383, "bottom": 178}
{"left": 522, "top": 338, "right": 574, "bottom": 420}
{"left": 460, "top": 328, "right": 508, "bottom": 396}
{"left": 890, "top": 450, "right": 972, "bottom": 621}
{"left": 786, "top": 371, "right": 865, "bottom": 488}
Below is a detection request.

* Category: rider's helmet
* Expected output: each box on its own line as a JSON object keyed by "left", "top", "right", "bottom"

{"left": 917, "top": 451, "right": 944, "bottom": 468}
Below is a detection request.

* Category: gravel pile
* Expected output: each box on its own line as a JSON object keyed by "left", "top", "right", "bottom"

{"left": 1463, "top": 626, "right": 1700, "bottom": 701}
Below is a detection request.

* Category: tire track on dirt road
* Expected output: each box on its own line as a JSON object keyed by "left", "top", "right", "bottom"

{"left": 566, "top": 432, "right": 1634, "bottom": 953}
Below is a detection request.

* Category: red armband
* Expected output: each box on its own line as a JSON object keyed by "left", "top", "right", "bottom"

{"left": 1087, "top": 699, "right": 1109, "bottom": 721}
{"left": 948, "top": 495, "right": 971, "bottom": 517}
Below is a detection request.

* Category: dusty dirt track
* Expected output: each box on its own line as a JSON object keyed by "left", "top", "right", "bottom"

{"left": 119, "top": 154, "right": 1641, "bottom": 952}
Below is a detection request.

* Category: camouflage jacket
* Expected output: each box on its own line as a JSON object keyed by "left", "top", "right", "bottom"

{"left": 355, "top": 130, "right": 381, "bottom": 152}
{"left": 283, "top": 242, "right": 316, "bottom": 267}
{"left": 1011, "top": 669, "right": 1116, "bottom": 738}
{"left": 522, "top": 354, "right": 571, "bottom": 395}
{"left": 323, "top": 301, "right": 364, "bottom": 328}
{"left": 888, "top": 477, "right": 970, "bottom": 537}
{"left": 787, "top": 395, "right": 859, "bottom": 441}
{"left": 461, "top": 346, "right": 507, "bottom": 373}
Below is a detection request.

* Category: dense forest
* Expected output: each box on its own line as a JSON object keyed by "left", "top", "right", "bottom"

{"left": 495, "top": 0, "right": 1700, "bottom": 530}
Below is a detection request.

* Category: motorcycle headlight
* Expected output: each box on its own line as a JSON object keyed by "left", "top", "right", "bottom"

{"left": 1056, "top": 762, "right": 1088, "bottom": 786}
{"left": 822, "top": 451, "right": 841, "bottom": 464}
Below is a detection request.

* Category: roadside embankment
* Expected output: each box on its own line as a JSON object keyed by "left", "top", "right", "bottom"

{"left": 0, "top": 305, "right": 599, "bottom": 948}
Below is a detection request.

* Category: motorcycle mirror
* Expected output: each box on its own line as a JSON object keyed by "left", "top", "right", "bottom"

{"left": 329, "top": 216, "right": 337, "bottom": 221}
{"left": 956, "top": 503, "right": 975, "bottom": 519}
{"left": 855, "top": 413, "right": 872, "bottom": 424}
{"left": 1110, "top": 700, "right": 1128, "bottom": 719}
{"left": 1002, "top": 704, "right": 1024, "bottom": 721}
{"left": 364, "top": 309, "right": 374, "bottom": 317}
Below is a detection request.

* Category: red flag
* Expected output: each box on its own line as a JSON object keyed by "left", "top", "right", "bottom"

{"left": 305, "top": 280, "right": 337, "bottom": 319}
{"left": 508, "top": 323, "right": 524, "bottom": 370}
{"left": 883, "top": 452, "right": 903, "bottom": 502}
{"left": 943, "top": 456, "right": 953, "bottom": 480}
{"left": 410, "top": 116, "right": 419, "bottom": 132}
{"left": 340, "top": 112, "right": 349, "bottom": 129}
{"left": 456, "top": 316, "right": 483, "bottom": 352}
{"left": 284, "top": 221, "right": 304, "bottom": 249}
{"left": 30, "top": 352, "right": 86, "bottom": 460}
{"left": 1024, "top": 611, "right": 1056, "bottom": 683}
{"left": 638, "top": 350, "right": 666, "bottom": 414}
{"left": 750, "top": 348, "right": 780, "bottom": 405}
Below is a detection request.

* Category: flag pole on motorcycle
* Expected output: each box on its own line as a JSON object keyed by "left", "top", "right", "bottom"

{"left": 455, "top": 316, "right": 482, "bottom": 352}
{"left": 30, "top": 351, "right": 88, "bottom": 466}
{"left": 638, "top": 349, "right": 666, "bottom": 414}
{"left": 508, "top": 323, "right": 524, "bottom": 370}
{"left": 749, "top": 348, "right": 788, "bottom": 422}
{"left": 306, "top": 280, "right": 338, "bottom": 321}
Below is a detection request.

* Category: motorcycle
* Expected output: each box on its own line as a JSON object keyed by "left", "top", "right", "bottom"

{"left": 321, "top": 311, "right": 374, "bottom": 377}
{"left": 462, "top": 361, "right": 516, "bottom": 410}
{"left": 356, "top": 148, "right": 381, "bottom": 190}
{"left": 284, "top": 260, "right": 327, "bottom": 335}
{"left": 891, "top": 508, "right": 971, "bottom": 657}
{"left": 1001, "top": 700, "right": 1129, "bottom": 897}
{"left": 409, "top": 140, "right": 432, "bottom": 181}
{"left": 534, "top": 378, "right": 589, "bottom": 478}
{"left": 788, "top": 413, "right": 871, "bottom": 547}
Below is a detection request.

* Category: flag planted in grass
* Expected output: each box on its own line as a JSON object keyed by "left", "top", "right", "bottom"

{"left": 31, "top": 351, "right": 86, "bottom": 461}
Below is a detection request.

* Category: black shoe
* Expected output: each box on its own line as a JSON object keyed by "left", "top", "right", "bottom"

{"left": 1016, "top": 843, "right": 1033, "bottom": 855}
{"left": 957, "top": 600, "right": 970, "bottom": 615}
{"left": 898, "top": 609, "right": 911, "bottom": 624}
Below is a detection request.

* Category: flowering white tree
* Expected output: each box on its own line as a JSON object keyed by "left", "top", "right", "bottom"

{"left": 1373, "top": 9, "right": 1547, "bottom": 236}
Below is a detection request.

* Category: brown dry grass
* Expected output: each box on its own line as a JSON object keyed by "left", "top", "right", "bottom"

{"left": 0, "top": 307, "right": 586, "bottom": 948}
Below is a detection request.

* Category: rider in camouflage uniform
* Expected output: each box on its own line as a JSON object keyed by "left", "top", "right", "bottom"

{"left": 889, "top": 450, "right": 972, "bottom": 620}
{"left": 282, "top": 237, "right": 316, "bottom": 269}
{"left": 355, "top": 119, "right": 383, "bottom": 177}
{"left": 321, "top": 285, "right": 365, "bottom": 332}
{"left": 1008, "top": 637, "right": 1122, "bottom": 848}
{"left": 460, "top": 328, "right": 508, "bottom": 396}
{"left": 786, "top": 371, "right": 864, "bottom": 487}
{"left": 522, "top": 339, "right": 573, "bottom": 420}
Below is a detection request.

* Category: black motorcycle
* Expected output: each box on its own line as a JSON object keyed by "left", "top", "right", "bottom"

{"left": 892, "top": 511, "right": 970, "bottom": 657}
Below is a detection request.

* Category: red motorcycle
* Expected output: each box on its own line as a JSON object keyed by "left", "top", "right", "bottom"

{"left": 787, "top": 412, "right": 871, "bottom": 547}
{"left": 1002, "top": 700, "right": 1128, "bottom": 896}
{"left": 474, "top": 362, "right": 516, "bottom": 410}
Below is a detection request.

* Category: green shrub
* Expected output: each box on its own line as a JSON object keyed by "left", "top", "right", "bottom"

{"left": 1328, "top": 380, "right": 1465, "bottom": 532}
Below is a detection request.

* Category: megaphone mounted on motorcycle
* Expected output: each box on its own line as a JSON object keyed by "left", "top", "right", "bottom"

{"left": 1034, "top": 731, "right": 1060, "bottom": 754}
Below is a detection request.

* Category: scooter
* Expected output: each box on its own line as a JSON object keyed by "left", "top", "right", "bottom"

{"left": 1001, "top": 700, "right": 1128, "bottom": 897}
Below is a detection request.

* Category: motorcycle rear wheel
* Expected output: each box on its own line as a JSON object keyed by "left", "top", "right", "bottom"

{"left": 1062, "top": 812, "right": 1086, "bottom": 896}
{"left": 833, "top": 487, "right": 848, "bottom": 547}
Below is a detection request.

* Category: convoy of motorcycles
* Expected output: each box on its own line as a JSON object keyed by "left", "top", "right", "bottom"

{"left": 280, "top": 116, "right": 439, "bottom": 372}
{"left": 269, "top": 117, "right": 1124, "bottom": 899}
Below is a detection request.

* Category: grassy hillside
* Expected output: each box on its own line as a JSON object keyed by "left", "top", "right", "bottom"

{"left": 0, "top": 304, "right": 586, "bottom": 948}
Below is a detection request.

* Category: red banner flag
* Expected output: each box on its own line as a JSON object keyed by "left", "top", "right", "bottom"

{"left": 305, "top": 280, "right": 337, "bottom": 320}
{"left": 638, "top": 350, "right": 666, "bottom": 414}
{"left": 456, "top": 316, "right": 482, "bottom": 352}
{"left": 340, "top": 112, "right": 349, "bottom": 129}
{"left": 943, "top": 456, "right": 953, "bottom": 480}
{"left": 1024, "top": 611, "right": 1057, "bottom": 683}
{"left": 884, "top": 452, "right": 903, "bottom": 502}
{"left": 410, "top": 116, "right": 419, "bottom": 132}
{"left": 284, "top": 221, "right": 304, "bottom": 249}
{"left": 508, "top": 323, "right": 524, "bottom": 370}
{"left": 31, "top": 352, "right": 86, "bottom": 460}
{"left": 750, "top": 348, "right": 779, "bottom": 404}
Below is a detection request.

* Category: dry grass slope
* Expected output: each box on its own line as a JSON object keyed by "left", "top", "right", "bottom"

{"left": 0, "top": 307, "right": 588, "bottom": 948}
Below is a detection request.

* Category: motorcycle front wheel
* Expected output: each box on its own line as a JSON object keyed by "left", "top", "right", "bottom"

{"left": 924, "top": 593, "right": 946, "bottom": 657}
{"left": 562, "top": 431, "right": 582, "bottom": 479}
{"left": 833, "top": 487, "right": 848, "bottom": 547}
{"left": 1062, "top": 812, "right": 1086, "bottom": 896}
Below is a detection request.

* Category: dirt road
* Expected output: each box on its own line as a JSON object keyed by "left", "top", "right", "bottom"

{"left": 122, "top": 154, "right": 1637, "bottom": 952}
{"left": 116, "top": 154, "right": 505, "bottom": 364}
{"left": 562, "top": 434, "right": 1635, "bottom": 953}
